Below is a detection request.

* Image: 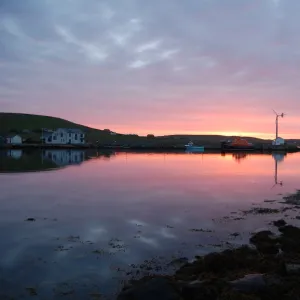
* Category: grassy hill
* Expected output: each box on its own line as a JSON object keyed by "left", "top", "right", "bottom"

{"left": 0, "top": 113, "right": 98, "bottom": 133}
{"left": 2, "top": 112, "right": 295, "bottom": 147}
{"left": 0, "top": 112, "right": 143, "bottom": 144}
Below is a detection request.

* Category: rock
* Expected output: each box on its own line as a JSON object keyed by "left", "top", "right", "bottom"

{"left": 250, "top": 231, "right": 274, "bottom": 244}
{"left": 250, "top": 231, "right": 279, "bottom": 255}
{"left": 278, "top": 225, "right": 300, "bottom": 253}
{"left": 189, "top": 280, "right": 203, "bottom": 285}
{"left": 168, "top": 257, "right": 189, "bottom": 267}
{"left": 181, "top": 282, "right": 204, "bottom": 299}
{"left": 273, "top": 219, "right": 287, "bottom": 227}
{"left": 263, "top": 274, "right": 283, "bottom": 286}
{"left": 285, "top": 263, "right": 300, "bottom": 274}
{"left": 283, "top": 191, "right": 300, "bottom": 205}
{"left": 257, "top": 242, "right": 279, "bottom": 255}
{"left": 230, "top": 274, "right": 266, "bottom": 293}
{"left": 243, "top": 208, "right": 280, "bottom": 215}
{"left": 278, "top": 225, "right": 300, "bottom": 237}
{"left": 117, "top": 277, "right": 181, "bottom": 300}
{"left": 230, "top": 232, "right": 240, "bottom": 237}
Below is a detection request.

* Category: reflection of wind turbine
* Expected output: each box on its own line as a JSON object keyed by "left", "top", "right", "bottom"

{"left": 271, "top": 153, "right": 285, "bottom": 188}
{"left": 272, "top": 110, "right": 285, "bottom": 139}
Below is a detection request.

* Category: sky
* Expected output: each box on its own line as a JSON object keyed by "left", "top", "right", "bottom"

{"left": 0, "top": 0, "right": 300, "bottom": 138}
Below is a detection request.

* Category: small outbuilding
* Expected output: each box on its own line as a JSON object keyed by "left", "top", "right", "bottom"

{"left": 6, "top": 135, "right": 22, "bottom": 145}
{"left": 272, "top": 137, "right": 285, "bottom": 146}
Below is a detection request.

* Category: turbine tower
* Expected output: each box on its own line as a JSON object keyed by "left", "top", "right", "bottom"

{"left": 272, "top": 110, "right": 285, "bottom": 139}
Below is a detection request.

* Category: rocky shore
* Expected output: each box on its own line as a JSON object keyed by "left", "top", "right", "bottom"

{"left": 117, "top": 220, "right": 300, "bottom": 300}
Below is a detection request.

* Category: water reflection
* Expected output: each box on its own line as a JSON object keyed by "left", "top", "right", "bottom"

{"left": 272, "top": 152, "right": 286, "bottom": 188}
{"left": 0, "top": 152, "right": 300, "bottom": 299}
{"left": 42, "top": 150, "right": 85, "bottom": 166}
{"left": 0, "top": 150, "right": 116, "bottom": 172}
{"left": 232, "top": 152, "right": 247, "bottom": 163}
{"left": 7, "top": 149, "right": 23, "bottom": 159}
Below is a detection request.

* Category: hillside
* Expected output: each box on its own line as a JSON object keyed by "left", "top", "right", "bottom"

{"left": 160, "top": 135, "right": 271, "bottom": 144}
{"left": 0, "top": 112, "right": 143, "bottom": 144}
{"left": 0, "top": 113, "right": 98, "bottom": 133}
{"left": 1, "top": 112, "right": 296, "bottom": 147}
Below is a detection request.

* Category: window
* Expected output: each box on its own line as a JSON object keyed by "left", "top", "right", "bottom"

{"left": 53, "top": 135, "right": 56, "bottom": 140}
{"left": 75, "top": 134, "right": 78, "bottom": 140}
{"left": 61, "top": 133, "right": 63, "bottom": 137}
{"left": 69, "top": 133, "right": 71, "bottom": 137}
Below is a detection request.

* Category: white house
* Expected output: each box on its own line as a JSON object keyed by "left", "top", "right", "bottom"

{"left": 43, "top": 128, "right": 85, "bottom": 145}
{"left": 43, "top": 150, "right": 85, "bottom": 166}
{"left": 6, "top": 135, "right": 22, "bottom": 144}
{"left": 272, "top": 137, "right": 285, "bottom": 146}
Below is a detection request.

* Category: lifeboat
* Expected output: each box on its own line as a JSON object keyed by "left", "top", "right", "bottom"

{"left": 221, "top": 137, "right": 254, "bottom": 150}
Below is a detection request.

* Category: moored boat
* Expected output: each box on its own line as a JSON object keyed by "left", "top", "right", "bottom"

{"left": 221, "top": 137, "right": 254, "bottom": 150}
{"left": 185, "top": 141, "right": 204, "bottom": 152}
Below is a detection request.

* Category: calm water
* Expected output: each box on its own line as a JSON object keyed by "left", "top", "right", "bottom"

{"left": 0, "top": 150, "right": 299, "bottom": 299}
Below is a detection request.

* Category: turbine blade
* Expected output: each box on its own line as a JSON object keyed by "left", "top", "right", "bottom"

{"left": 272, "top": 109, "right": 278, "bottom": 115}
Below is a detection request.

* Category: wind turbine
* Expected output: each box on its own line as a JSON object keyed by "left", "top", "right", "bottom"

{"left": 272, "top": 110, "right": 285, "bottom": 139}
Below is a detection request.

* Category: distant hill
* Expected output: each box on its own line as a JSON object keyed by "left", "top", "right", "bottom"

{"left": 160, "top": 134, "right": 271, "bottom": 144}
{"left": 1, "top": 112, "right": 297, "bottom": 146}
{"left": 0, "top": 112, "right": 142, "bottom": 144}
{"left": 0, "top": 112, "right": 98, "bottom": 133}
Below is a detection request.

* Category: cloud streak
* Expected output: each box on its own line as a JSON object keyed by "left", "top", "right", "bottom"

{"left": 1, "top": 0, "right": 300, "bottom": 137}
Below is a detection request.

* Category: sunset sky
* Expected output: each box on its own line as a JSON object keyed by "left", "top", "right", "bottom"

{"left": 1, "top": 0, "right": 299, "bottom": 138}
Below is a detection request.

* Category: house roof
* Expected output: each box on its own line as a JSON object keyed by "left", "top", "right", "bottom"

{"left": 6, "top": 134, "right": 21, "bottom": 138}
{"left": 57, "top": 128, "right": 84, "bottom": 134}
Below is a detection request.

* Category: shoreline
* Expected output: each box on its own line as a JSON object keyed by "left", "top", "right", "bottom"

{"left": 117, "top": 193, "right": 300, "bottom": 300}
{"left": 117, "top": 222, "right": 300, "bottom": 300}
{"left": 1, "top": 144, "right": 299, "bottom": 153}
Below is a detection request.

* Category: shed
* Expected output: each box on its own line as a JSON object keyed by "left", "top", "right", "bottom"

{"left": 272, "top": 137, "right": 285, "bottom": 146}
{"left": 6, "top": 135, "right": 22, "bottom": 144}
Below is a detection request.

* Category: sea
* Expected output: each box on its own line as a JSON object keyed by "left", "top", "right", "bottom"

{"left": 0, "top": 149, "right": 299, "bottom": 299}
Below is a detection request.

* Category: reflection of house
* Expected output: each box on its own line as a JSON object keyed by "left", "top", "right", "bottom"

{"left": 7, "top": 150, "right": 23, "bottom": 159}
{"left": 272, "top": 137, "right": 285, "bottom": 146}
{"left": 6, "top": 135, "right": 22, "bottom": 144}
{"left": 43, "top": 128, "right": 85, "bottom": 145}
{"left": 43, "top": 150, "right": 85, "bottom": 166}
{"left": 0, "top": 136, "right": 5, "bottom": 145}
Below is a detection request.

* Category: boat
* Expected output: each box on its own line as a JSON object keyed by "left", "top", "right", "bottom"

{"left": 185, "top": 141, "right": 204, "bottom": 152}
{"left": 221, "top": 137, "right": 255, "bottom": 151}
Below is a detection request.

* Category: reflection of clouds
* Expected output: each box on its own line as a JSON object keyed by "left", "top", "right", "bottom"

{"left": 128, "top": 219, "right": 147, "bottom": 227}
{"left": 159, "top": 228, "right": 176, "bottom": 239}
{"left": 1, "top": 244, "right": 27, "bottom": 267}
{"left": 85, "top": 226, "right": 107, "bottom": 242}
{"left": 170, "top": 217, "right": 183, "bottom": 224}
{"left": 139, "top": 236, "right": 158, "bottom": 248}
